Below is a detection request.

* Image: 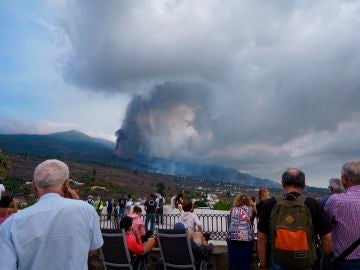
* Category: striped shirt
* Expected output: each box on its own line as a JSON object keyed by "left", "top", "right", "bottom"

{"left": 325, "top": 185, "right": 360, "bottom": 260}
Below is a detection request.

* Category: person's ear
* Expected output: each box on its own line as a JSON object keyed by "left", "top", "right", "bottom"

{"left": 341, "top": 174, "right": 350, "bottom": 189}
{"left": 62, "top": 179, "right": 69, "bottom": 194}
{"left": 32, "top": 182, "right": 38, "bottom": 197}
{"left": 281, "top": 179, "right": 285, "bottom": 188}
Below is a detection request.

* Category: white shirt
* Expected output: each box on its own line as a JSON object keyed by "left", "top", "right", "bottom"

{"left": 155, "top": 196, "right": 164, "bottom": 208}
{"left": 178, "top": 212, "right": 202, "bottom": 235}
{"left": 0, "top": 193, "right": 103, "bottom": 270}
{"left": 0, "top": 184, "right": 5, "bottom": 199}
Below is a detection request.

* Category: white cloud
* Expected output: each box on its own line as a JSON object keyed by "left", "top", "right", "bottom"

{"left": 0, "top": 116, "right": 75, "bottom": 135}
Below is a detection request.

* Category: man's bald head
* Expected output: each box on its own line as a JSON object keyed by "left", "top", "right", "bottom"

{"left": 282, "top": 168, "right": 305, "bottom": 189}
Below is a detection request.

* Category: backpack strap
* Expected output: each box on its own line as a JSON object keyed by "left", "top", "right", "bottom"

{"left": 336, "top": 237, "right": 360, "bottom": 263}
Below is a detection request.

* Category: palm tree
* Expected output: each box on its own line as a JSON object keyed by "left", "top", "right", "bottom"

{"left": 0, "top": 153, "right": 11, "bottom": 181}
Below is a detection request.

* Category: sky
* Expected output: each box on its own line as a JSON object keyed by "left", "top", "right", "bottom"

{"left": 1, "top": 0, "right": 360, "bottom": 187}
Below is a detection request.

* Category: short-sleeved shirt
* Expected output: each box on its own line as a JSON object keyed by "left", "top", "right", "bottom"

{"left": 258, "top": 192, "right": 331, "bottom": 237}
{"left": 144, "top": 199, "right": 157, "bottom": 214}
{"left": 325, "top": 186, "right": 360, "bottom": 259}
{"left": 0, "top": 193, "right": 103, "bottom": 270}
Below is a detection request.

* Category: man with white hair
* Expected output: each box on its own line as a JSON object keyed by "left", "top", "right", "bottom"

{"left": 325, "top": 161, "right": 360, "bottom": 269}
{"left": 0, "top": 159, "right": 103, "bottom": 270}
{"left": 319, "top": 178, "right": 344, "bottom": 207}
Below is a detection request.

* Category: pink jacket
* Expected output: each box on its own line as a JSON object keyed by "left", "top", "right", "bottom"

{"left": 128, "top": 213, "right": 146, "bottom": 236}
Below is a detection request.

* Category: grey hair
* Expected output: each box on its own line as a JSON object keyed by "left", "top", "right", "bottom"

{"left": 342, "top": 160, "right": 360, "bottom": 185}
{"left": 33, "top": 159, "right": 69, "bottom": 190}
{"left": 328, "top": 178, "right": 344, "bottom": 193}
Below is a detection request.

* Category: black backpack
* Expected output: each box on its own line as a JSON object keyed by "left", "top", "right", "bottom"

{"left": 158, "top": 197, "right": 164, "bottom": 208}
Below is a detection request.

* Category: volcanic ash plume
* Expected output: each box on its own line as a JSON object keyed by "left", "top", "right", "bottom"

{"left": 115, "top": 81, "right": 213, "bottom": 160}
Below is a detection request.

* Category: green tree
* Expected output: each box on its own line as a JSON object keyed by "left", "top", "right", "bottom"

{"left": 0, "top": 153, "right": 11, "bottom": 181}
{"left": 156, "top": 182, "right": 166, "bottom": 196}
{"left": 194, "top": 200, "right": 207, "bottom": 207}
{"left": 213, "top": 201, "right": 232, "bottom": 210}
{"left": 91, "top": 168, "right": 97, "bottom": 182}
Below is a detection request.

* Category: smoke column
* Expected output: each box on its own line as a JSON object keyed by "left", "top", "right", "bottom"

{"left": 115, "top": 81, "right": 213, "bottom": 160}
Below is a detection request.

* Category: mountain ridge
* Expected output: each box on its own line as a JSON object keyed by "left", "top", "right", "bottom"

{"left": 0, "top": 130, "right": 281, "bottom": 188}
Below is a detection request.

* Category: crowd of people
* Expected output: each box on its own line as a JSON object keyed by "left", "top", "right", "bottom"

{"left": 84, "top": 191, "right": 166, "bottom": 232}
{"left": 226, "top": 162, "right": 360, "bottom": 270}
{"left": 0, "top": 158, "right": 359, "bottom": 270}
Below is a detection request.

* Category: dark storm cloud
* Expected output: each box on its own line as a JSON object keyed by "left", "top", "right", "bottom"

{"left": 51, "top": 0, "right": 360, "bottom": 185}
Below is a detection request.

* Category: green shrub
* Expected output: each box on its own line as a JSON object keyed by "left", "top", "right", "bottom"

{"left": 194, "top": 200, "right": 208, "bottom": 208}
{"left": 213, "top": 201, "right": 232, "bottom": 210}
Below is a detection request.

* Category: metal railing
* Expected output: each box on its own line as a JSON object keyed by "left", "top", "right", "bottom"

{"left": 100, "top": 213, "right": 229, "bottom": 240}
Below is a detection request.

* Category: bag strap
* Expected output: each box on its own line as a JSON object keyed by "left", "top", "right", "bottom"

{"left": 336, "top": 237, "right": 360, "bottom": 262}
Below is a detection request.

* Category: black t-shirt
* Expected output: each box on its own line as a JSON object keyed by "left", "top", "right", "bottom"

{"left": 258, "top": 192, "right": 331, "bottom": 237}
{"left": 145, "top": 199, "right": 157, "bottom": 214}
{"left": 118, "top": 197, "right": 127, "bottom": 208}
{"left": 256, "top": 201, "right": 265, "bottom": 218}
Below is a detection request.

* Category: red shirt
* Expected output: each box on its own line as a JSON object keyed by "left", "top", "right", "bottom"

{"left": 125, "top": 232, "right": 143, "bottom": 256}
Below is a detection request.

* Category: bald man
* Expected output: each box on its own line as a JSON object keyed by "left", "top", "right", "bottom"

{"left": 257, "top": 168, "right": 332, "bottom": 270}
{"left": 0, "top": 159, "right": 103, "bottom": 270}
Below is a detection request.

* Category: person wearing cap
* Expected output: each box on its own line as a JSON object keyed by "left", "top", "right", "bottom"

{"left": 178, "top": 200, "right": 202, "bottom": 238}
{"left": 319, "top": 178, "right": 344, "bottom": 207}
